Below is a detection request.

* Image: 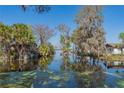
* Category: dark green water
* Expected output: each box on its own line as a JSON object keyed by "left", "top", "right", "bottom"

{"left": 0, "top": 51, "right": 124, "bottom": 88}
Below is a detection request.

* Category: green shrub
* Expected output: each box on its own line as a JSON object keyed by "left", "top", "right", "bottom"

{"left": 38, "top": 43, "right": 55, "bottom": 56}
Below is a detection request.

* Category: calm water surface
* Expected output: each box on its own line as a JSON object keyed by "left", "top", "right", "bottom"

{"left": 0, "top": 50, "right": 124, "bottom": 88}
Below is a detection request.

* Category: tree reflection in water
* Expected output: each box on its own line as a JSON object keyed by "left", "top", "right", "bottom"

{"left": 72, "top": 57, "right": 106, "bottom": 87}
{"left": 0, "top": 55, "right": 54, "bottom": 72}
{"left": 38, "top": 55, "right": 54, "bottom": 70}
{"left": 60, "top": 56, "right": 71, "bottom": 71}
{"left": 60, "top": 54, "right": 106, "bottom": 87}
{"left": 0, "top": 56, "right": 54, "bottom": 88}
{"left": 0, "top": 52, "right": 107, "bottom": 88}
{"left": 0, "top": 60, "right": 38, "bottom": 72}
{"left": 74, "top": 71, "right": 105, "bottom": 88}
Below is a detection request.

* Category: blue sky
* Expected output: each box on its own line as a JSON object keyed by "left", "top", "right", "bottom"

{"left": 0, "top": 5, "right": 124, "bottom": 46}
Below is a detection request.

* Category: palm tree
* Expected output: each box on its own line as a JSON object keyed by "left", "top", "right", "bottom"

{"left": 0, "top": 23, "right": 12, "bottom": 61}
{"left": 11, "top": 24, "right": 35, "bottom": 60}
{"left": 12, "top": 24, "right": 35, "bottom": 44}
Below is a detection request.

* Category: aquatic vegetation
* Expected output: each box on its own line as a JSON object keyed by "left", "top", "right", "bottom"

{"left": 22, "top": 71, "right": 36, "bottom": 77}
{"left": 117, "top": 79, "right": 124, "bottom": 87}
{"left": 0, "top": 71, "right": 35, "bottom": 88}
{"left": 49, "top": 75, "right": 61, "bottom": 80}
{"left": 42, "top": 81, "right": 49, "bottom": 85}
{"left": 75, "top": 71, "right": 105, "bottom": 88}
{"left": 0, "top": 84, "right": 25, "bottom": 88}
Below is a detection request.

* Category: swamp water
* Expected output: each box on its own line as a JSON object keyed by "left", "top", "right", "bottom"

{"left": 0, "top": 50, "right": 124, "bottom": 88}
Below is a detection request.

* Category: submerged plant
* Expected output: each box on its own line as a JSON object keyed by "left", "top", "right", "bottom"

{"left": 117, "top": 79, "right": 124, "bottom": 88}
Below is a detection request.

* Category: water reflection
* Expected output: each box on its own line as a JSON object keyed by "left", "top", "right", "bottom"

{"left": 0, "top": 55, "right": 54, "bottom": 72}
{"left": 60, "top": 54, "right": 106, "bottom": 88}
{"left": 74, "top": 71, "right": 105, "bottom": 88}
{"left": 0, "top": 51, "right": 123, "bottom": 87}
{"left": 0, "top": 71, "right": 36, "bottom": 88}
{"left": 60, "top": 56, "right": 71, "bottom": 71}
{"left": 38, "top": 56, "right": 54, "bottom": 70}
{"left": 104, "top": 61, "right": 124, "bottom": 69}
{"left": 61, "top": 54, "right": 104, "bottom": 73}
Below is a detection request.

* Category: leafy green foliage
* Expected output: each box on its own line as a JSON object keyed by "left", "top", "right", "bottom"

{"left": 38, "top": 56, "right": 53, "bottom": 70}
{"left": 0, "top": 23, "right": 35, "bottom": 45}
{"left": 0, "top": 23, "right": 12, "bottom": 43}
{"left": 0, "top": 23, "right": 37, "bottom": 63}
{"left": 119, "top": 32, "right": 124, "bottom": 47}
{"left": 11, "top": 24, "right": 35, "bottom": 44}
{"left": 119, "top": 32, "right": 124, "bottom": 40}
{"left": 38, "top": 43, "right": 55, "bottom": 56}
{"left": 117, "top": 79, "right": 124, "bottom": 88}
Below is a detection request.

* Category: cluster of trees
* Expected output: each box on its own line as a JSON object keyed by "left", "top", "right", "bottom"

{"left": 0, "top": 5, "right": 53, "bottom": 63}
{"left": 0, "top": 5, "right": 107, "bottom": 71}
{"left": 0, "top": 23, "right": 55, "bottom": 63}
{"left": 0, "top": 23, "right": 36, "bottom": 61}
{"left": 72, "top": 6, "right": 106, "bottom": 61}
{"left": 47, "top": 6, "right": 106, "bottom": 64}
{"left": 33, "top": 25, "right": 55, "bottom": 56}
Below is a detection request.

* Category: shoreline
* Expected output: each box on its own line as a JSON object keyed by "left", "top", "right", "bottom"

{"left": 100, "top": 54, "right": 124, "bottom": 62}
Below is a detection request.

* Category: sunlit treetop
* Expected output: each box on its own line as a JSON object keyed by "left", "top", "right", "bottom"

{"left": 11, "top": 24, "right": 35, "bottom": 44}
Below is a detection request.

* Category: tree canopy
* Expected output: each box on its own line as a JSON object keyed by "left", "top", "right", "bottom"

{"left": 72, "top": 6, "right": 106, "bottom": 57}
{"left": 119, "top": 32, "right": 124, "bottom": 42}
{"left": 33, "top": 24, "right": 54, "bottom": 44}
{"left": 11, "top": 24, "right": 35, "bottom": 44}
